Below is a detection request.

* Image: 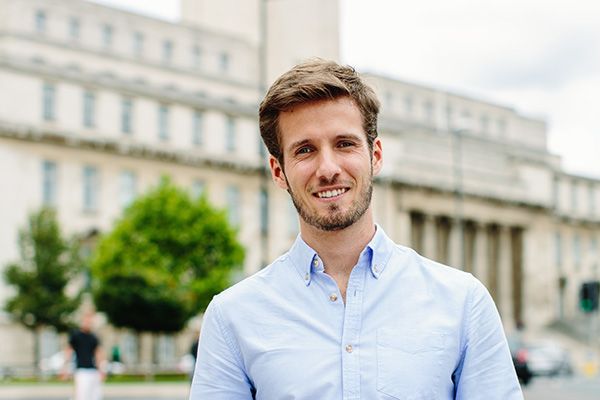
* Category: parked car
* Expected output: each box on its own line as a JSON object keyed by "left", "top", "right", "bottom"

{"left": 525, "top": 340, "right": 573, "bottom": 377}
{"left": 507, "top": 334, "right": 532, "bottom": 385}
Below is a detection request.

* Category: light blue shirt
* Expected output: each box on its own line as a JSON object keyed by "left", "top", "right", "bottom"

{"left": 190, "top": 226, "right": 523, "bottom": 399}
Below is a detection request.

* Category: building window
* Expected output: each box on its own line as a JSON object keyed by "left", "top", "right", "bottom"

{"left": 82, "top": 165, "right": 99, "bottom": 212}
{"left": 384, "top": 92, "right": 393, "bottom": 111}
{"left": 83, "top": 90, "right": 95, "bottom": 128}
{"left": 162, "top": 40, "right": 173, "bottom": 64}
{"left": 42, "top": 160, "right": 57, "bottom": 206}
{"left": 225, "top": 116, "right": 236, "bottom": 152}
{"left": 102, "top": 24, "right": 113, "bottom": 48}
{"left": 497, "top": 118, "right": 506, "bottom": 136}
{"left": 69, "top": 17, "right": 80, "bottom": 40}
{"left": 219, "top": 52, "right": 230, "bottom": 72}
{"left": 42, "top": 83, "right": 55, "bottom": 121}
{"left": 288, "top": 198, "right": 299, "bottom": 236}
{"left": 573, "top": 234, "right": 581, "bottom": 270}
{"left": 133, "top": 31, "right": 144, "bottom": 57}
{"left": 589, "top": 184, "right": 596, "bottom": 216}
{"left": 192, "top": 110, "right": 204, "bottom": 146}
{"left": 259, "top": 188, "right": 269, "bottom": 235}
{"left": 258, "top": 132, "right": 267, "bottom": 158}
{"left": 404, "top": 95, "right": 413, "bottom": 114}
{"left": 226, "top": 185, "right": 240, "bottom": 226}
{"left": 571, "top": 180, "right": 578, "bottom": 212}
{"left": 192, "top": 45, "right": 202, "bottom": 70}
{"left": 157, "top": 334, "right": 176, "bottom": 365}
{"left": 158, "top": 105, "right": 169, "bottom": 141}
{"left": 122, "top": 332, "right": 138, "bottom": 363}
{"left": 121, "top": 98, "right": 133, "bottom": 134}
{"left": 423, "top": 100, "right": 434, "bottom": 123}
{"left": 480, "top": 115, "right": 489, "bottom": 134}
{"left": 191, "top": 180, "right": 205, "bottom": 199}
{"left": 554, "top": 232, "right": 562, "bottom": 268}
{"left": 553, "top": 176, "right": 560, "bottom": 210}
{"left": 35, "top": 10, "right": 46, "bottom": 34}
{"left": 119, "top": 170, "right": 137, "bottom": 207}
{"left": 446, "top": 105, "right": 454, "bottom": 129}
{"left": 460, "top": 110, "right": 472, "bottom": 130}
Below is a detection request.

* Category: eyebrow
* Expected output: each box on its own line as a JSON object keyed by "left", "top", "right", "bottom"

{"left": 287, "top": 133, "right": 363, "bottom": 152}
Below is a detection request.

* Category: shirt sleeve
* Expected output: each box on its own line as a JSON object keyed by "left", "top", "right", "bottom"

{"left": 453, "top": 278, "right": 524, "bottom": 400}
{"left": 189, "top": 298, "right": 254, "bottom": 400}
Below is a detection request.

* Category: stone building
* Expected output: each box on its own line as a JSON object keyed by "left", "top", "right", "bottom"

{"left": 0, "top": 0, "right": 598, "bottom": 371}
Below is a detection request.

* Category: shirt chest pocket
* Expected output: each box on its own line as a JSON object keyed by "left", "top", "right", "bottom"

{"left": 376, "top": 328, "right": 447, "bottom": 400}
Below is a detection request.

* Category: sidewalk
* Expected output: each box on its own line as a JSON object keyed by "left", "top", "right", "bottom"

{"left": 0, "top": 381, "right": 189, "bottom": 399}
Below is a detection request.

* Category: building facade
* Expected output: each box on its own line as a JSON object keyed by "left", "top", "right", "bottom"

{"left": 0, "top": 0, "right": 598, "bottom": 371}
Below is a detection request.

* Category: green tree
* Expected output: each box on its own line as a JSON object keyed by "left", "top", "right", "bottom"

{"left": 4, "top": 208, "right": 82, "bottom": 374}
{"left": 91, "top": 178, "right": 244, "bottom": 346}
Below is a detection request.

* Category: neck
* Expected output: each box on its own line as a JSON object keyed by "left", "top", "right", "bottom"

{"left": 300, "top": 209, "right": 376, "bottom": 277}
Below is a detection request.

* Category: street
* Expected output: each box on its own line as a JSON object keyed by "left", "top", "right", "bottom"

{"left": 523, "top": 375, "right": 600, "bottom": 400}
{"left": 1, "top": 375, "right": 600, "bottom": 399}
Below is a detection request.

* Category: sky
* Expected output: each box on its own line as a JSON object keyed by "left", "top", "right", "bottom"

{"left": 91, "top": 0, "right": 600, "bottom": 178}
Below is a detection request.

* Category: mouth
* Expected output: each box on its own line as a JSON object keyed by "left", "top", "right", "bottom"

{"left": 314, "top": 187, "right": 348, "bottom": 199}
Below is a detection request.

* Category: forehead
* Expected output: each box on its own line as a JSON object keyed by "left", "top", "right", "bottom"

{"left": 278, "top": 97, "right": 364, "bottom": 148}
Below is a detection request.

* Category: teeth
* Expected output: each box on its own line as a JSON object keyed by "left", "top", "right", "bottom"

{"left": 317, "top": 188, "right": 346, "bottom": 198}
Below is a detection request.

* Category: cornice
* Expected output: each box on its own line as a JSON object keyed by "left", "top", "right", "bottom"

{"left": 0, "top": 54, "right": 259, "bottom": 118}
{"left": 0, "top": 121, "right": 262, "bottom": 176}
{"left": 0, "top": 30, "right": 258, "bottom": 90}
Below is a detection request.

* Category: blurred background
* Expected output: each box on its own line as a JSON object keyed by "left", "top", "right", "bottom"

{"left": 0, "top": 0, "right": 598, "bottom": 398}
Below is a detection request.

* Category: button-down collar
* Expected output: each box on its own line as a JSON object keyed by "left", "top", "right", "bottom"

{"left": 288, "top": 225, "right": 394, "bottom": 286}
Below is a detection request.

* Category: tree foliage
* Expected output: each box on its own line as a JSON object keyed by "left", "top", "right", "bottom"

{"left": 3, "top": 207, "right": 82, "bottom": 332}
{"left": 91, "top": 178, "right": 244, "bottom": 334}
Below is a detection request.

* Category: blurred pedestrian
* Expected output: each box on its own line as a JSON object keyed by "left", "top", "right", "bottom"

{"left": 61, "top": 311, "right": 105, "bottom": 400}
{"left": 190, "top": 59, "right": 522, "bottom": 399}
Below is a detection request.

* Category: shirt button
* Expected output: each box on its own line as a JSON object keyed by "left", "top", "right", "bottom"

{"left": 345, "top": 344, "right": 353, "bottom": 353}
{"left": 304, "top": 273, "right": 309, "bottom": 281}
{"left": 329, "top": 293, "right": 338, "bottom": 302}
{"left": 373, "top": 264, "right": 379, "bottom": 273}
{"left": 312, "top": 258, "right": 319, "bottom": 267}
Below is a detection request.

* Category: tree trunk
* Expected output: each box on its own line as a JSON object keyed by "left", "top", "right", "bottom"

{"left": 33, "top": 327, "right": 41, "bottom": 378}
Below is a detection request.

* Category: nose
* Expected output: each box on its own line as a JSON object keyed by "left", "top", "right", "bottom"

{"left": 315, "top": 148, "right": 341, "bottom": 183}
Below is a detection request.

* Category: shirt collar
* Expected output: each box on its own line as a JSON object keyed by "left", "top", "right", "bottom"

{"left": 288, "top": 224, "right": 395, "bottom": 286}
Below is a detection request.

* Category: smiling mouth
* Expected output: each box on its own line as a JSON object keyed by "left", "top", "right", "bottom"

{"left": 316, "top": 188, "right": 348, "bottom": 199}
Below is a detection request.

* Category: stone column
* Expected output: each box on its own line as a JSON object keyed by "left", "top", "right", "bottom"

{"left": 498, "top": 225, "right": 515, "bottom": 328}
{"left": 486, "top": 224, "right": 500, "bottom": 304}
{"left": 396, "top": 209, "right": 411, "bottom": 247}
{"left": 510, "top": 227, "right": 524, "bottom": 327}
{"left": 463, "top": 221, "right": 476, "bottom": 274}
{"left": 449, "top": 218, "right": 463, "bottom": 269}
{"left": 473, "top": 222, "right": 488, "bottom": 285}
{"left": 409, "top": 212, "right": 424, "bottom": 254}
{"left": 424, "top": 215, "right": 437, "bottom": 260}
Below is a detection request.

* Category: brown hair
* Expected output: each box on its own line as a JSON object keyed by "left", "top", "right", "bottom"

{"left": 259, "top": 59, "right": 380, "bottom": 164}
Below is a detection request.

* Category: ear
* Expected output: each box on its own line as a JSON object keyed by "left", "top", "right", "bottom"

{"left": 269, "top": 156, "right": 288, "bottom": 190}
{"left": 371, "top": 137, "right": 383, "bottom": 175}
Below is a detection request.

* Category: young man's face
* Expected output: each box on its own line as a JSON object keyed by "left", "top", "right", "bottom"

{"left": 270, "top": 96, "right": 382, "bottom": 231}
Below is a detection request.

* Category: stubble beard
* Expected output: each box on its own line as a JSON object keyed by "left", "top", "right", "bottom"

{"left": 287, "top": 173, "right": 373, "bottom": 232}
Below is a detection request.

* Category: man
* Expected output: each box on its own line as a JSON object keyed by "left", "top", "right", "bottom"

{"left": 62, "top": 311, "right": 105, "bottom": 400}
{"left": 190, "top": 59, "right": 522, "bottom": 399}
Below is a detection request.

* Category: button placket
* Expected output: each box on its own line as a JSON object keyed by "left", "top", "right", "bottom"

{"left": 340, "top": 262, "right": 367, "bottom": 399}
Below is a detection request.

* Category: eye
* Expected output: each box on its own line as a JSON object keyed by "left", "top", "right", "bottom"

{"left": 296, "top": 146, "right": 313, "bottom": 155}
{"left": 338, "top": 140, "right": 355, "bottom": 148}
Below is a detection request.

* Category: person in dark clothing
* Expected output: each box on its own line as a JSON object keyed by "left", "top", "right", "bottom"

{"left": 61, "top": 311, "right": 105, "bottom": 400}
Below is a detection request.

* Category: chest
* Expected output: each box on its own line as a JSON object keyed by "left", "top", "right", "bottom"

{"left": 235, "top": 275, "right": 462, "bottom": 399}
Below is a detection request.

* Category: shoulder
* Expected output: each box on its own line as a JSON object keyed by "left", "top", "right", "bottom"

{"left": 388, "top": 244, "right": 483, "bottom": 306}
{"left": 210, "top": 252, "right": 292, "bottom": 313}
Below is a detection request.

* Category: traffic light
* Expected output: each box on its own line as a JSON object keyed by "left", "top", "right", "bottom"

{"left": 579, "top": 281, "right": 600, "bottom": 312}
